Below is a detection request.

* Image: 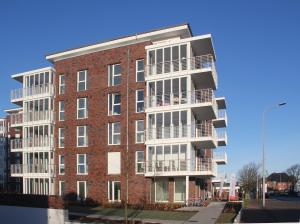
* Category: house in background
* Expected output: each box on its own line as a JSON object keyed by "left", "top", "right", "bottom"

{"left": 267, "top": 172, "right": 292, "bottom": 192}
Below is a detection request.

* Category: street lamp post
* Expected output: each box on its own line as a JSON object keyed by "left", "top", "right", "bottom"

{"left": 262, "top": 102, "right": 286, "bottom": 208}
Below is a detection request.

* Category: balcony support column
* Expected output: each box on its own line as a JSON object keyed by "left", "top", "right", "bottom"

{"left": 185, "top": 175, "right": 189, "bottom": 205}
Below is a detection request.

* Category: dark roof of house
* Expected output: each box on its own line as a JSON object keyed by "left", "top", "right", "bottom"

{"left": 267, "top": 172, "right": 290, "bottom": 182}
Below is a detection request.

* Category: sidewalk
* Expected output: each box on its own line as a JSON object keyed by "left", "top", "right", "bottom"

{"left": 185, "top": 202, "right": 226, "bottom": 224}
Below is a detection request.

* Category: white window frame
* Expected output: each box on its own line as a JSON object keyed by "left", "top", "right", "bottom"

{"left": 59, "top": 74, "right": 65, "bottom": 94}
{"left": 58, "top": 128, "right": 64, "bottom": 148}
{"left": 59, "top": 181, "right": 65, "bottom": 196}
{"left": 77, "top": 70, "right": 87, "bottom": 91}
{"left": 59, "top": 101, "right": 65, "bottom": 121}
{"left": 108, "top": 181, "right": 121, "bottom": 202}
{"left": 59, "top": 155, "right": 65, "bottom": 175}
{"left": 77, "top": 154, "right": 88, "bottom": 175}
{"left": 135, "top": 151, "right": 145, "bottom": 174}
{"left": 108, "top": 64, "right": 121, "bottom": 86}
{"left": 136, "top": 59, "right": 145, "bottom": 82}
{"left": 108, "top": 122, "right": 121, "bottom": 145}
{"left": 77, "top": 98, "right": 88, "bottom": 119}
{"left": 136, "top": 89, "right": 144, "bottom": 113}
{"left": 77, "top": 126, "right": 88, "bottom": 147}
{"left": 135, "top": 120, "right": 144, "bottom": 143}
{"left": 77, "top": 181, "right": 87, "bottom": 200}
{"left": 108, "top": 93, "right": 121, "bottom": 115}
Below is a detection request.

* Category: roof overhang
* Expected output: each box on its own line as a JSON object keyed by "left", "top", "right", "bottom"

{"left": 4, "top": 108, "right": 23, "bottom": 114}
{"left": 46, "top": 24, "right": 192, "bottom": 63}
{"left": 11, "top": 66, "right": 54, "bottom": 82}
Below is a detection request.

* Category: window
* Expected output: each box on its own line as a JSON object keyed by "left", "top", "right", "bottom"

{"left": 77, "top": 98, "right": 88, "bottom": 119}
{"left": 59, "top": 155, "right": 65, "bottom": 175}
{"left": 136, "top": 59, "right": 144, "bottom": 82}
{"left": 136, "top": 90, "right": 144, "bottom": 112}
{"left": 59, "top": 181, "right": 65, "bottom": 196}
{"left": 108, "top": 122, "right": 120, "bottom": 145}
{"left": 108, "top": 93, "right": 121, "bottom": 115}
{"left": 108, "top": 64, "right": 121, "bottom": 86}
{"left": 58, "top": 128, "right": 64, "bottom": 148}
{"left": 77, "top": 181, "right": 87, "bottom": 200}
{"left": 77, "top": 126, "right": 88, "bottom": 147}
{"left": 77, "top": 154, "right": 88, "bottom": 174}
{"left": 108, "top": 181, "right": 121, "bottom": 202}
{"left": 136, "top": 151, "right": 144, "bottom": 174}
{"left": 155, "top": 179, "right": 168, "bottom": 202}
{"left": 59, "top": 75, "right": 65, "bottom": 94}
{"left": 59, "top": 101, "right": 65, "bottom": 121}
{"left": 135, "top": 120, "right": 144, "bottom": 143}
{"left": 174, "top": 178, "right": 186, "bottom": 202}
{"left": 77, "top": 70, "right": 87, "bottom": 91}
{"left": 107, "top": 152, "right": 120, "bottom": 174}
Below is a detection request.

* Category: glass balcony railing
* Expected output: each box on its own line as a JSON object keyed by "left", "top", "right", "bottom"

{"left": 11, "top": 84, "right": 54, "bottom": 101}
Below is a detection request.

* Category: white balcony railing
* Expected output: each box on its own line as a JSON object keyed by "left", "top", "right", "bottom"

{"left": 145, "top": 158, "right": 216, "bottom": 174}
{"left": 146, "top": 54, "right": 217, "bottom": 84}
{"left": 11, "top": 84, "right": 54, "bottom": 101}
{"left": 23, "top": 111, "right": 54, "bottom": 123}
{"left": 11, "top": 164, "right": 56, "bottom": 176}
{"left": 145, "top": 89, "right": 216, "bottom": 109}
{"left": 10, "top": 139, "right": 23, "bottom": 150}
{"left": 23, "top": 137, "right": 54, "bottom": 148}
{"left": 146, "top": 123, "right": 217, "bottom": 141}
{"left": 213, "top": 151, "right": 227, "bottom": 162}
{"left": 217, "top": 130, "right": 227, "bottom": 142}
{"left": 10, "top": 113, "right": 23, "bottom": 126}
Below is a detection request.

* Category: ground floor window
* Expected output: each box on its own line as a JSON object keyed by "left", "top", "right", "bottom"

{"left": 59, "top": 181, "right": 65, "bottom": 196}
{"left": 174, "top": 178, "right": 186, "bottom": 202}
{"left": 108, "top": 181, "right": 121, "bottom": 202}
{"left": 77, "top": 181, "right": 87, "bottom": 200}
{"left": 155, "top": 179, "right": 168, "bottom": 202}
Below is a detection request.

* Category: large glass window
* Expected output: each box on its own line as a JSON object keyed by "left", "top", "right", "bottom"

{"left": 155, "top": 179, "right": 168, "bottom": 202}
{"left": 77, "top": 98, "right": 88, "bottom": 119}
{"left": 77, "top": 154, "right": 88, "bottom": 174}
{"left": 58, "top": 128, "right": 64, "bottom": 148}
{"left": 77, "top": 126, "right": 88, "bottom": 147}
{"left": 59, "top": 155, "right": 65, "bottom": 175}
{"left": 59, "top": 101, "right": 64, "bottom": 121}
{"left": 77, "top": 70, "right": 88, "bottom": 91}
{"left": 108, "top": 64, "right": 121, "bottom": 86}
{"left": 77, "top": 181, "right": 87, "bottom": 200}
{"left": 108, "top": 181, "right": 121, "bottom": 202}
{"left": 108, "top": 93, "right": 121, "bottom": 115}
{"left": 136, "top": 151, "right": 144, "bottom": 174}
{"left": 108, "top": 122, "right": 120, "bottom": 145}
{"left": 59, "top": 75, "right": 65, "bottom": 94}
{"left": 136, "top": 59, "right": 144, "bottom": 82}
{"left": 136, "top": 90, "right": 144, "bottom": 112}
{"left": 135, "top": 120, "right": 144, "bottom": 143}
{"left": 174, "top": 178, "right": 186, "bottom": 202}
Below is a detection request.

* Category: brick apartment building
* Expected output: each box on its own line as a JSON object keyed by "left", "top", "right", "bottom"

{"left": 267, "top": 172, "right": 292, "bottom": 192}
{"left": 3, "top": 23, "right": 227, "bottom": 204}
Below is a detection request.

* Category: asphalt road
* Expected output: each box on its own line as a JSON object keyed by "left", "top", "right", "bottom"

{"left": 241, "top": 196, "right": 300, "bottom": 223}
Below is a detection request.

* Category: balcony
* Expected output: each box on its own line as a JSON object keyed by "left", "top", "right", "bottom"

{"left": 213, "top": 110, "right": 227, "bottom": 128}
{"left": 217, "top": 130, "right": 227, "bottom": 146}
{"left": 10, "top": 113, "right": 23, "bottom": 127}
{"left": 146, "top": 55, "right": 217, "bottom": 89}
{"left": 214, "top": 151, "right": 227, "bottom": 165}
{"left": 146, "top": 89, "right": 217, "bottom": 119}
{"left": 11, "top": 164, "right": 56, "bottom": 177}
{"left": 10, "top": 139, "right": 23, "bottom": 152}
{"left": 23, "top": 137, "right": 54, "bottom": 149}
{"left": 23, "top": 111, "right": 54, "bottom": 124}
{"left": 11, "top": 84, "right": 54, "bottom": 103}
{"left": 144, "top": 158, "right": 216, "bottom": 177}
{"left": 146, "top": 123, "right": 217, "bottom": 148}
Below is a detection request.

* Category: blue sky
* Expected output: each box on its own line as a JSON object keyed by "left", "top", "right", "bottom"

{"left": 0, "top": 0, "right": 299, "bottom": 175}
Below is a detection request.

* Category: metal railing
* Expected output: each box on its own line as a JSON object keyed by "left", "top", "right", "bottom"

{"left": 145, "top": 89, "right": 216, "bottom": 109}
{"left": 23, "top": 137, "right": 54, "bottom": 148}
{"left": 23, "top": 110, "right": 54, "bottom": 123}
{"left": 10, "top": 139, "right": 23, "bottom": 150}
{"left": 146, "top": 123, "right": 217, "bottom": 141}
{"left": 11, "top": 83, "right": 54, "bottom": 101}
{"left": 213, "top": 151, "right": 227, "bottom": 161}
{"left": 217, "top": 130, "right": 227, "bottom": 142}
{"left": 145, "top": 158, "right": 216, "bottom": 174}
{"left": 11, "top": 164, "right": 56, "bottom": 176}
{"left": 146, "top": 54, "right": 217, "bottom": 83}
{"left": 10, "top": 113, "right": 23, "bottom": 126}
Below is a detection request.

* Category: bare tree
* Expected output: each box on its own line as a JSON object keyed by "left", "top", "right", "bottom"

{"left": 238, "top": 162, "right": 260, "bottom": 195}
{"left": 286, "top": 164, "right": 300, "bottom": 193}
